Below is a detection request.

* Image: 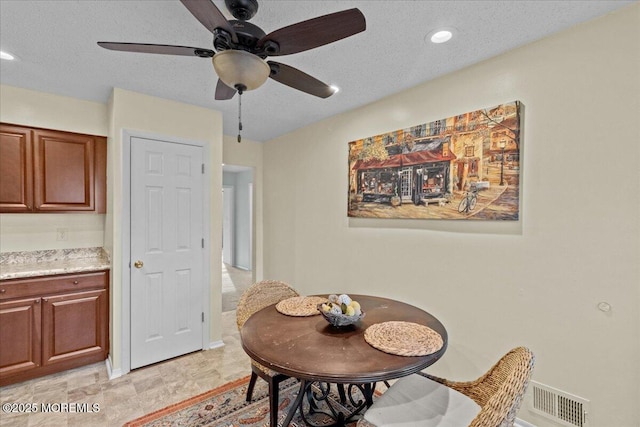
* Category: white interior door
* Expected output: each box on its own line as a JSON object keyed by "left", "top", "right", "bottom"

{"left": 130, "top": 137, "right": 204, "bottom": 369}
{"left": 222, "top": 186, "right": 234, "bottom": 265}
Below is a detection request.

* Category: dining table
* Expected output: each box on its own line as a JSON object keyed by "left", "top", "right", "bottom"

{"left": 240, "top": 294, "right": 448, "bottom": 426}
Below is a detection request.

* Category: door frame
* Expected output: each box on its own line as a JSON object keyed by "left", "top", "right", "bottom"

{"left": 120, "top": 129, "right": 211, "bottom": 375}
{"left": 222, "top": 185, "right": 234, "bottom": 266}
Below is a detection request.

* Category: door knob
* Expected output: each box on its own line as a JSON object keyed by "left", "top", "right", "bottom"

{"left": 134, "top": 260, "right": 144, "bottom": 268}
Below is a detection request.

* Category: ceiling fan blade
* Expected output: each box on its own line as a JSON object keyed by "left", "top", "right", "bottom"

{"left": 267, "top": 61, "right": 334, "bottom": 98}
{"left": 258, "top": 8, "right": 365, "bottom": 56}
{"left": 98, "top": 42, "right": 214, "bottom": 57}
{"left": 215, "top": 79, "right": 237, "bottom": 100}
{"left": 180, "top": 0, "right": 238, "bottom": 43}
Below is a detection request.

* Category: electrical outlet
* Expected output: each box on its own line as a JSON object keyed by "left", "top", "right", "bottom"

{"left": 56, "top": 228, "right": 68, "bottom": 241}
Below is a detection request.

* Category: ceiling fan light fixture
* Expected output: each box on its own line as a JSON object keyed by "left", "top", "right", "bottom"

{"left": 212, "top": 50, "right": 270, "bottom": 91}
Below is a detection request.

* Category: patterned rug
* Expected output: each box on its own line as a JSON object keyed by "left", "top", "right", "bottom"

{"left": 124, "top": 375, "right": 379, "bottom": 426}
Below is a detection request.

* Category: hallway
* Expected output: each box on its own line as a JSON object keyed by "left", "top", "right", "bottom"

{"left": 221, "top": 262, "right": 253, "bottom": 312}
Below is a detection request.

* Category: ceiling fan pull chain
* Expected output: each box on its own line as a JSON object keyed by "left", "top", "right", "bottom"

{"left": 237, "top": 88, "right": 243, "bottom": 143}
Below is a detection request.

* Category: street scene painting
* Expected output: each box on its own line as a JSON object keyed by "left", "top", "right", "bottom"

{"left": 348, "top": 101, "right": 521, "bottom": 220}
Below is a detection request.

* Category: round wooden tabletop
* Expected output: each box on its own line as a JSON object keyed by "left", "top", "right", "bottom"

{"left": 240, "top": 294, "right": 448, "bottom": 384}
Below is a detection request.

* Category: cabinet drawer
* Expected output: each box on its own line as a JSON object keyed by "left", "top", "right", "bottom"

{"left": 0, "top": 271, "right": 108, "bottom": 301}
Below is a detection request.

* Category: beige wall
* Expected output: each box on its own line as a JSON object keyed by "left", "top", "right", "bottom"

{"left": 106, "top": 88, "right": 223, "bottom": 372}
{"left": 0, "top": 214, "right": 105, "bottom": 252}
{"left": 223, "top": 135, "right": 264, "bottom": 280}
{"left": 0, "top": 85, "right": 108, "bottom": 252}
{"left": 262, "top": 5, "right": 639, "bottom": 427}
{"left": 0, "top": 85, "right": 108, "bottom": 135}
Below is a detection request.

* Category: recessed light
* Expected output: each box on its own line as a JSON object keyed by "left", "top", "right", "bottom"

{"left": 0, "top": 51, "right": 15, "bottom": 60}
{"left": 430, "top": 30, "right": 453, "bottom": 44}
{"left": 330, "top": 85, "right": 340, "bottom": 94}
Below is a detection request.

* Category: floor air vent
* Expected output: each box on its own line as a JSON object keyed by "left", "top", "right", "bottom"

{"left": 529, "top": 381, "right": 589, "bottom": 427}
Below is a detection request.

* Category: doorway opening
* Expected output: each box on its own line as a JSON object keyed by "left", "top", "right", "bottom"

{"left": 222, "top": 164, "right": 254, "bottom": 312}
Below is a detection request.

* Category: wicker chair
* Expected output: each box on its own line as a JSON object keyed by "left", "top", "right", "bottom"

{"left": 236, "top": 280, "right": 299, "bottom": 427}
{"left": 358, "top": 347, "right": 535, "bottom": 427}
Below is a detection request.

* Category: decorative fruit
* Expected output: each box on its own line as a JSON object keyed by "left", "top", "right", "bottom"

{"left": 338, "top": 294, "right": 352, "bottom": 306}
{"left": 323, "top": 294, "right": 361, "bottom": 317}
{"left": 329, "top": 305, "right": 342, "bottom": 315}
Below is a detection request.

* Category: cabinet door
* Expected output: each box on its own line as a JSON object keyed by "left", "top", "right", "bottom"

{"left": 0, "top": 124, "right": 33, "bottom": 212}
{"left": 41, "top": 289, "right": 108, "bottom": 366}
{"left": 33, "top": 129, "right": 95, "bottom": 211}
{"left": 0, "top": 298, "right": 41, "bottom": 378}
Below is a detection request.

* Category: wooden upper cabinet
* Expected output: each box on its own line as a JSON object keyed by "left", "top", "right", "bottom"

{"left": 0, "top": 124, "right": 106, "bottom": 213}
{"left": 33, "top": 129, "right": 95, "bottom": 211}
{"left": 0, "top": 124, "right": 33, "bottom": 212}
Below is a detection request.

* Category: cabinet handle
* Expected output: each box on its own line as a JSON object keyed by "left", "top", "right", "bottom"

{"left": 73, "top": 280, "right": 79, "bottom": 285}
{"left": 34, "top": 298, "right": 40, "bottom": 304}
{"left": 0, "top": 289, "right": 5, "bottom": 293}
{"left": 42, "top": 298, "right": 48, "bottom": 302}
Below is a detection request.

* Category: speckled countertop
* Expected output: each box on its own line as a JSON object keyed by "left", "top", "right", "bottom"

{"left": 0, "top": 247, "right": 111, "bottom": 281}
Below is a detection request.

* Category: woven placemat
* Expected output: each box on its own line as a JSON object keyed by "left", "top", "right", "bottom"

{"left": 364, "top": 321, "right": 443, "bottom": 356}
{"left": 276, "top": 296, "right": 327, "bottom": 316}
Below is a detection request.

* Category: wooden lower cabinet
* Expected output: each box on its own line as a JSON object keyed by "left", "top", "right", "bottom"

{"left": 0, "top": 271, "right": 109, "bottom": 386}
{"left": 0, "top": 298, "right": 41, "bottom": 378}
{"left": 42, "top": 289, "right": 108, "bottom": 366}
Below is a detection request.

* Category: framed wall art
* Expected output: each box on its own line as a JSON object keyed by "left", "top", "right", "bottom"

{"left": 348, "top": 101, "right": 521, "bottom": 220}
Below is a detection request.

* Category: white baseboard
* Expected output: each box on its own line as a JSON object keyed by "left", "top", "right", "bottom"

{"left": 515, "top": 418, "right": 536, "bottom": 427}
{"left": 209, "top": 340, "right": 225, "bottom": 350}
{"left": 105, "top": 356, "right": 123, "bottom": 380}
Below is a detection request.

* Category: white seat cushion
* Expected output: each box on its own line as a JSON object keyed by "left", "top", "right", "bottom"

{"left": 363, "top": 374, "right": 481, "bottom": 427}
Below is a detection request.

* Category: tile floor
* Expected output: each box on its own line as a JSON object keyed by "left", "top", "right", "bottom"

{"left": 0, "top": 265, "right": 254, "bottom": 427}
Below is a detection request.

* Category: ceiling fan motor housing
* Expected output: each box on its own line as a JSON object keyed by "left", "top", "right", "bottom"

{"left": 214, "top": 20, "right": 278, "bottom": 57}
{"left": 225, "top": 0, "right": 259, "bottom": 21}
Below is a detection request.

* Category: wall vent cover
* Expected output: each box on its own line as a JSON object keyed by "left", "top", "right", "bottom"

{"left": 529, "top": 381, "right": 589, "bottom": 427}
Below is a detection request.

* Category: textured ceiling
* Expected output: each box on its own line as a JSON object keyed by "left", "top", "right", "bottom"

{"left": 0, "top": 0, "right": 634, "bottom": 142}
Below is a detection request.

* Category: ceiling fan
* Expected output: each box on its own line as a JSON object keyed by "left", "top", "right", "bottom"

{"left": 98, "top": 0, "right": 366, "bottom": 101}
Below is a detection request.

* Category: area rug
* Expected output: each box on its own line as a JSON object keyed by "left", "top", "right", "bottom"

{"left": 124, "top": 375, "right": 379, "bottom": 426}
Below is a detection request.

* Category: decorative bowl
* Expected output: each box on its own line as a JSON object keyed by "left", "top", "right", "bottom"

{"left": 317, "top": 304, "right": 365, "bottom": 327}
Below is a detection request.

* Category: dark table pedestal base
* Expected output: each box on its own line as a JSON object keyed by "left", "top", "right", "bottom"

{"left": 283, "top": 380, "right": 378, "bottom": 427}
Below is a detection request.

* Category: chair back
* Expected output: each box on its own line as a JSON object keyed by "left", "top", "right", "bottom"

{"left": 469, "top": 346, "right": 535, "bottom": 427}
{"left": 236, "top": 280, "right": 299, "bottom": 331}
